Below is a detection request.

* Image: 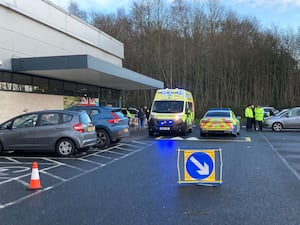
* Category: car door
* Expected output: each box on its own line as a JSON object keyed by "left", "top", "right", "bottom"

{"left": 3, "top": 113, "right": 39, "bottom": 150}
{"left": 283, "top": 109, "right": 300, "bottom": 128}
{"left": 33, "top": 112, "right": 62, "bottom": 150}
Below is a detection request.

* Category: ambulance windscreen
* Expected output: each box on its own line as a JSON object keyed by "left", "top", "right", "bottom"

{"left": 152, "top": 101, "right": 184, "bottom": 113}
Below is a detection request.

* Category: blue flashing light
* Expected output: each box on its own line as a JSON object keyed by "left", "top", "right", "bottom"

{"left": 159, "top": 89, "right": 185, "bottom": 96}
{"left": 159, "top": 120, "right": 173, "bottom": 126}
{"left": 176, "top": 90, "right": 184, "bottom": 95}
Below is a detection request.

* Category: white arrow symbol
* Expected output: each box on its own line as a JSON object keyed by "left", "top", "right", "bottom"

{"left": 190, "top": 156, "right": 209, "bottom": 175}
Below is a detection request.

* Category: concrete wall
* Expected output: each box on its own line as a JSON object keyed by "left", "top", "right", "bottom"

{"left": 0, "top": 0, "right": 124, "bottom": 70}
{"left": 0, "top": 91, "right": 63, "bottom": 123}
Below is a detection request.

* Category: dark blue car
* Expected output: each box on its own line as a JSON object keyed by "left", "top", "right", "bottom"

{"left": 68, "top": 106, "right": 129, "bottom": 148}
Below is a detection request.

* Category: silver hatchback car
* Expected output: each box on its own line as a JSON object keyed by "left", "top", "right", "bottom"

{"left": 0, "top": 110, "right": 96, "bottom": 156}
{"left": 263, "top": 107, "right": 300, "bottom": 131}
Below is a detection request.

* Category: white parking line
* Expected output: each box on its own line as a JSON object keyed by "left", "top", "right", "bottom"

{"left": 106, "top": 150, "right": 127, "bottom": 155}
{"left": 92, "top": 154, "right": 112, "bottom": 159}
{"left": 114, "top": 146, "right": 136, "bottom": 151}
{"left": 5, "top": 157, "right": 21, "bottom": 163}
{"left": 40, "top": 170, "right": 67, "bottom": 182}
{"left": 77, "top": 158, "right": 104, "bottom": 166}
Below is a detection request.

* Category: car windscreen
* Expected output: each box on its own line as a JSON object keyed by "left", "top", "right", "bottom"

{"left": 151, "top": 101, "right": 184, "bottom": 113}
{"left": 205, "top": 111, "right": 230, "bottom": 118}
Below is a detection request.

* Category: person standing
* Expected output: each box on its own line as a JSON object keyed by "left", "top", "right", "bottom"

{"left": 245, "top": 104, "right": 254, "bottom": 131}
{"left": 138, "top": 108, "right": 146, "bottom": 130}
{"left": 144, "top": 106, "right": 150, "bottom": 120}
{"left": 255, "top": 105, "right": 264, "bottom": 131}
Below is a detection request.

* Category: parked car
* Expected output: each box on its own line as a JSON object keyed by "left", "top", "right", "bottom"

{"left": 263, "top": 107, "right": 300, "bottom": 131}
{"left": 121, "top": 108, "right": 138, "bottom": 126}
{"left": 68, "top": 106, "right": 129, "bottom": 148}
{"left": 0, "top": 110, "right": 96, "bottom": 156}
{"left": 199, "top": 108, "right": 241, "bottom": 137}
{"left": 127, "top": 107, "right": 139, "bottom": 118}
{"left": 276, "top": 108, "right": 289, "bottom": 117}
{"left": 262, "top": 106, "right": 280, "bottom": 118}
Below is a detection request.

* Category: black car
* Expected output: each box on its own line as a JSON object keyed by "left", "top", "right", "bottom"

{"left": 68, "top": 106, "right": 129, "bottom": 148}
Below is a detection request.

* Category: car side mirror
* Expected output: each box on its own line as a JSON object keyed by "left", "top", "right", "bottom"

{"left": 236, "top": 116, "right": 241, "bottom": 120}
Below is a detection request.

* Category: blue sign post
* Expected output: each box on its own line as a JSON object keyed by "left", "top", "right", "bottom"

{"left": 177, "top": 148, "right": 223, "bottom": 186}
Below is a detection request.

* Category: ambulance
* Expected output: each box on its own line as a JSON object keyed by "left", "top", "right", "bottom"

{"left": 148, "top": 88, "right": 195, "bottom": 136}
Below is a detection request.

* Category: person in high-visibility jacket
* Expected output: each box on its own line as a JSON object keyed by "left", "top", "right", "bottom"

{"left": 245, "top": 104, "right": 255, "bottom": 131}
{"left": 255, "top": 105, "right": 264, "bottom": 131}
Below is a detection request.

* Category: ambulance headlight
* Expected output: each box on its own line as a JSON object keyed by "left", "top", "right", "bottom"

{"left": 174, "top": 115, "right": 183, "bottom": 121}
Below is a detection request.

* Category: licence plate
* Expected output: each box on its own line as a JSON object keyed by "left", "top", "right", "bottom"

{"left": 159, "top": 127, "right": 170, "bottom": 131}
{"left": 88, "top": 126, "right": 95, "bottom": 132}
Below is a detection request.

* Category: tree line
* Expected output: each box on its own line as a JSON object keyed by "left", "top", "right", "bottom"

{"left": 68, "top": 0, "right": 300, "bottom": 117}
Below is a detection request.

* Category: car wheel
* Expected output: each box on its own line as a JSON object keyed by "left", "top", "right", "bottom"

{"left": 96, "top": 129, "right": 110, "bottom": 148}
{"left": 0, "top": 141, "right": 3, "bottom": 154}
{"left": 272, "top": 122, "right": 283, "bottom": 132}
{"left": 56, "top": 138, "right": 75, "bottom": 157}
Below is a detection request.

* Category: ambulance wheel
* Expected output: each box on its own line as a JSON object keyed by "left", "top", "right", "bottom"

{"left": 149, "top": 129, "right": 154, "bottom": 136}
{"left": 181, "top": 128, "right": 187, "bottom": 136}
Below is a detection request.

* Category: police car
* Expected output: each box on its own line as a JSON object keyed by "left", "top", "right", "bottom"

{"left": 199, "top": 108, "right": 241, "bottom": 137}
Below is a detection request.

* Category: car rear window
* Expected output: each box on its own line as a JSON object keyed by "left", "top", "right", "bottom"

{"left": 205, "top": 111, "right": 230, "bottom": 117}
{"left": 79, "top": 113, "right": 92, "bottom": 124}
{"left": 113, "top": 109, "right": 126, "bottom": 118}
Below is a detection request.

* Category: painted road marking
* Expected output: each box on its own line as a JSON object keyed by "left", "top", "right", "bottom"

{"left": 156, "top": 136, "right": 251, "bottom": 142}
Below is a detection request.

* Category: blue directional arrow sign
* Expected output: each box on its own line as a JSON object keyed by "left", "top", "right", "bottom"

{"left": 185, "top": 152, "right": 214, "bottom": 181}
{"left": 177, "top": 148, "right": 222, "bottom": 185}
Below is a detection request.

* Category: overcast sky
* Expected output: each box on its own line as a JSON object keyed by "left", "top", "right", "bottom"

{"left": 49, "top": 0, "right": 300, "bottom": 31}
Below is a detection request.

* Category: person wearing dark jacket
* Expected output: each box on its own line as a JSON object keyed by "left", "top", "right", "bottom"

{"left": 138, "top": 108, "right": 146, "bottom": 129}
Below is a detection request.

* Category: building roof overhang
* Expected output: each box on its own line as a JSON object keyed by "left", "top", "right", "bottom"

{"left": 11, "top": 55, "right": 164, "bottom": 90}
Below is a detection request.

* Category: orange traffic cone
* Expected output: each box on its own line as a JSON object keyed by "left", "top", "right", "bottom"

{"left": 29, "top": 161, "right": 41, "bottom": 190}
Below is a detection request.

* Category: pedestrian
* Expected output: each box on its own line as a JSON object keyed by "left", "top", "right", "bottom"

{"left": 245, "top": 104, "right": 254, "bottom": 131}
{"left": 254, "top": 105, "right": 264, "bottom": 131}
{"left": 138, "top": 107, "right": 146, "bottom": 130}
{"left": 144, "top": 106, "right": 150, "bottom": 120}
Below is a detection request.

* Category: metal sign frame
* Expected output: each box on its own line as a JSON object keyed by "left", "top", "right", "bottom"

{"left": 177, "top": 148, "right": 223, "bottom": 186}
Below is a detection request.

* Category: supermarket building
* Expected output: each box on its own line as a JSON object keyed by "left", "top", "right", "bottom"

{"left": 0, "top": 0, "right": 163, "bottom": 123}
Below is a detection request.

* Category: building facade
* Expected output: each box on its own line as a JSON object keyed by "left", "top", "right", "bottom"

{"left": 0, "top": 0, "right": 163, "bottom": 122}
